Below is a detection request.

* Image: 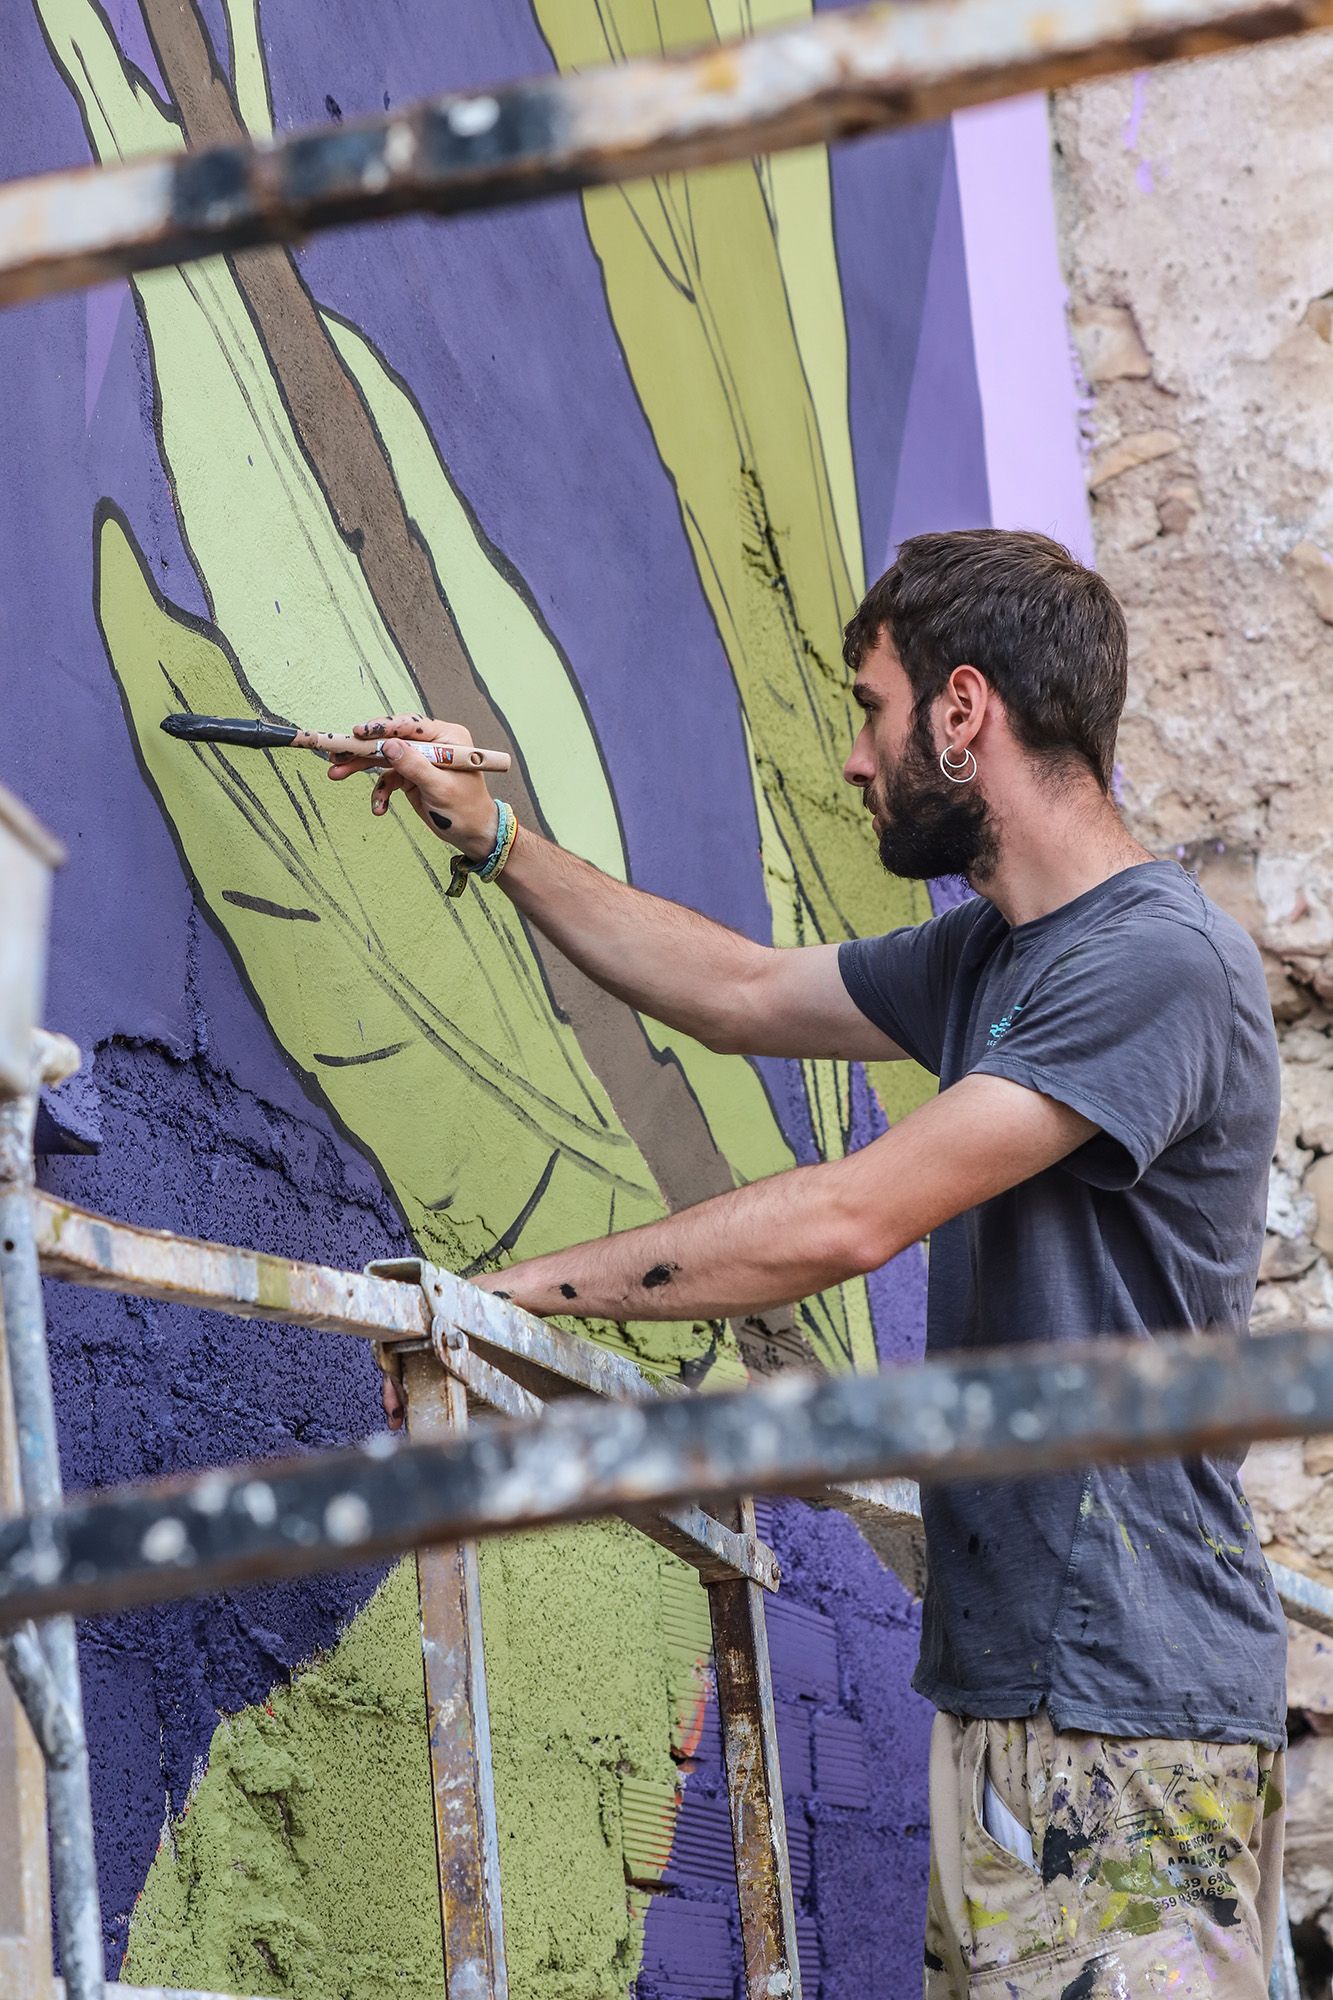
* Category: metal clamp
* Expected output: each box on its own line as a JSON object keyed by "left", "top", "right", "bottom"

{"left": 364, "top": 1257, "right": 543, "bottom": 1422}
{"left": 364, "top": 1256, "right": 779, "bottom": 1588}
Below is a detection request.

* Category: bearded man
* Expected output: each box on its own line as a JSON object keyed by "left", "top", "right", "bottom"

{"left": 334, "top": 529, "right": 1285, "bottom": 1999}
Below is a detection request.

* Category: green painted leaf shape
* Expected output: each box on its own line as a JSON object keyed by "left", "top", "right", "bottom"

{"left": 536, "top": 0, "right": 937, "bottom": 1167}
{"left": 98, "top": 505, "right": 662, "bottom": 1268}
{"left": 320, "top": 311, "right": 869, "bottom": 1369}
{"left": 536, "top": 0, "right": 929, "bottom": 955}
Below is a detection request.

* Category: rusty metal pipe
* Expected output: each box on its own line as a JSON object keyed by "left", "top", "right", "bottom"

{"left": 3, "top": 0, "right": 1333, "bottom": 306}
{"left": 36, "top": 1196, "right": 432, "bottom": 1345}
{"left": 0, "top": 1076, "right": 105, "bottom": 2000}
{"left": 0, "top": 1623, "right": 82, "bottom": 1769}
{"left": 1, "top": 1319, "right": 1333, "bottom": 1627}
{"left": 35, "top": 1222, "right": 779, "bottom": 1587}
{"left": 708, "top": 1500, "right": 803, "bottom": 2000}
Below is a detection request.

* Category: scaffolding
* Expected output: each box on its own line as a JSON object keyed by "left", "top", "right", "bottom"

{"left": 2, "top": 734, "right": 1327, "bottom": 2000}
{"left": 2, "top": 3, "right": 1332, "bottom": 1996}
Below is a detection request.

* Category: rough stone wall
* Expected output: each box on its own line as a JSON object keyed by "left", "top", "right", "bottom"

{"left": 1053, "top": 43, "right": 1333, "bottom": 1980}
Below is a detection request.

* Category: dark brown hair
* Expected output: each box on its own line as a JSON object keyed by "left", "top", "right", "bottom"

{"left": 842, "top": 529, "right": 1128, "bottom": 791}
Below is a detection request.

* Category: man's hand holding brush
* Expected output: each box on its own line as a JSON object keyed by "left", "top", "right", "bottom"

{"left": 326, "top": 714, "right": 503, "bottom": 859}
{"left": 326, "top": 711, "right": 932, "bottom": 1443}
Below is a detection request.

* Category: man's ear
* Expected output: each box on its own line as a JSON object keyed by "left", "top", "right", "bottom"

{"left": 942, "top": 664, "right": 990, "bottom": 749}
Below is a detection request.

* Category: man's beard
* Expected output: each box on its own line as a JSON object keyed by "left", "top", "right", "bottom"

{"left": 871, "top": 714, "right": 998, "bottom": 882}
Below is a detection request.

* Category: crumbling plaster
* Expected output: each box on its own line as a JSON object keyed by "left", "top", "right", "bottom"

{"left": 1053, "top": 42, "right": 1333, "bottom": 1970}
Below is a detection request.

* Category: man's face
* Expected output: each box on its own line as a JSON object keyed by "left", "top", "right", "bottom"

{"left": 843, "top": 632, "right": 997, "bottom": 882}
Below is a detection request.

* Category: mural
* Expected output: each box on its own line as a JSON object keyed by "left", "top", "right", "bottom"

{"left": 0, "top": 0, "right": 1085, "bottom": 1990}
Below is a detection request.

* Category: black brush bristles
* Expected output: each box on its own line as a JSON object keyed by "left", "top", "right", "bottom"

{"left": 161, "top": 714, "right": 299, "bottom": 749}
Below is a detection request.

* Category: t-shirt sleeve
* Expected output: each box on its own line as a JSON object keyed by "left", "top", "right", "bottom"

{"left": 972, "top": 919, "right": 1237, "bottom": 1188}
{"left": 838, "top": 898, "right": 984, "bottom": 1075}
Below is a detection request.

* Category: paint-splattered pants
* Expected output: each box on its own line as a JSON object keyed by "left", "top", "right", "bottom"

{"left": 924, "top": 1709, "right": 1285, "bottom": 1997}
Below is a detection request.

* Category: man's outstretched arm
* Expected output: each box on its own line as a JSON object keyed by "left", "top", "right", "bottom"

{"left": 483, "top": 1074, "right": 1096, "bottom": 1321}
{"left": 327, "top": 714, "right": 905, "bottom": 1061}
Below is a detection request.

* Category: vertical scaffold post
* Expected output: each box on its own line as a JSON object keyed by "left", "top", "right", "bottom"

{"left": 0, "top": 1041, "right": 105, "bottom": 2000}
{"left": 1269, "top": 1883, "right": 1300, "bottom": 2000}
{"left": 0, "top": 1241, "right": 52, "bottom": 2000}
{"left": 402, "top": 1347, "right": 509, "bottom": 1999}
{"left": 707, "top": 1498, "right": 802, "bottom": 2000}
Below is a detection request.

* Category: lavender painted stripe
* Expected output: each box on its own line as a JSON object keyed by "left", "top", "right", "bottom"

{"left": 953, "top": 98, "right": 1095, "bottom": 562}
{"left": 637, "top": 1898, "right": 734, "bottom": 1999}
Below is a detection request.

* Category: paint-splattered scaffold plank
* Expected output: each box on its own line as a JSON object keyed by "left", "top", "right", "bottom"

{"left": 3, "top": 0, "right": 1333, "bottom": 305}
{"left": 2, "top": 1317, "right": 1333, "bottom": 1627}
{"left": 35, "top": 1197, "right": 779, "bottom": 1591}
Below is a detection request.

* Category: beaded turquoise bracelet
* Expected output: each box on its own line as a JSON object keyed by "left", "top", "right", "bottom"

{"left": 446, "top": 800, "right": 518, "bottom": 898}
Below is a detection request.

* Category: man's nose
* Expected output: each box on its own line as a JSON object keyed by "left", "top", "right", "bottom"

{"left": 843, "top": 735, "right": 873, "bottom": 788}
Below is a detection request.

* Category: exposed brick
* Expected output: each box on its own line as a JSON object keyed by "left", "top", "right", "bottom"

{"left": 813, "top": 1711, "right": 872, "bottom": 1811}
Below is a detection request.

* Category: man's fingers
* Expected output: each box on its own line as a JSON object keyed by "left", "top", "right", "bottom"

{"left": 371, "top": 771, "right": 403, "bottom": 816}
{"left": 353, "top": 714, "right": 475, "bottom": 748}
{"left": 330, "top": 726, "right": 494, "bottom": 849}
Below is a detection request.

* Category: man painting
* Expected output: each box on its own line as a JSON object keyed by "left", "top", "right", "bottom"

{"left": 336, "top": 530, "right": 1285, "bottom": 1997}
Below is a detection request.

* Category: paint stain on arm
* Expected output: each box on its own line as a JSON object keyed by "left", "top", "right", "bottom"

{"left": 642, "top": 1263, "right": 680, "bottom": 1290}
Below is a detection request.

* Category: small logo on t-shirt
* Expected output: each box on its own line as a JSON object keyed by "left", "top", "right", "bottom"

{"left": 987, "top": 1003, "right": 1023, "bottom": 1048}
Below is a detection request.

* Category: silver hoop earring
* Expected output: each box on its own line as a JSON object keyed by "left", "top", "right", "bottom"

{"left": 939, "top": 744, "right": 977, "bottom": 785}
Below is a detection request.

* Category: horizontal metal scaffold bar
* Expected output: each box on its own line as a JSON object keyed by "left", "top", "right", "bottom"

{"left": 1269, "top": 1559, "right": 1333, "bottom": 1638}
{"left": 2, "top": 1320, "right": 1332, "bottom": 1628}
{"left": 36, "top": 1199, "right": 778, "bottom": 1589}
{"left": 35, "top": 1196, "right": 432, "bottom": 1343}
{"left": 3, "top": 0, "right": 1333, "bottom": 306}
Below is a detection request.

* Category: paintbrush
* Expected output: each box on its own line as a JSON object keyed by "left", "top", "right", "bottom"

{"left": 160, "top": 713, "right": 511, "bottom": 773}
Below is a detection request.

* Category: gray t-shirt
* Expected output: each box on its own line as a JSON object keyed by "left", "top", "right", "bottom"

{"left": 840, "top": 860, "right": 1286, "bottom": 1747}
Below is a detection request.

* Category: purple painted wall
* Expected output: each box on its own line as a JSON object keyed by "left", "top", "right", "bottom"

{"left": 0, "top": 0, "right": 1086, "bottom": 1986}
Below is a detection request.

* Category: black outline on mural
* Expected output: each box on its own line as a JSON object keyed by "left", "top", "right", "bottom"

{"left": 32, "top": 0, "right": 180, "bottom": 155}
{"left": 460, "top": 1148, "right": 559, "bottom": 1276}
{"left": 312, "top": 1042, "right": 410, "bottom": 1067}
{"left": 65, "top": 0, "right": 827, "bottom": 1373}
{"left": 91, "top": 497, "right": 649, "bottom": 1239}
{"left": 221, "top": 888, "right": 320, "bottom": 922}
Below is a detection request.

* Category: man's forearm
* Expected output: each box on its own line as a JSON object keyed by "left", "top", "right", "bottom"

{"left": 498, "top": 824, "right": 764, "bottom": 1050}
{"left": 485, "top": 1153, "right": 874, "bottom": 1323}
{"left": 482, "top": 1074, "right": 1099, "bottom": 1326}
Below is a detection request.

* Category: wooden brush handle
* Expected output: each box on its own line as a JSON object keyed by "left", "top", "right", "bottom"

{"left": 294, "top": 730, "right": 511, "bottom": 773}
